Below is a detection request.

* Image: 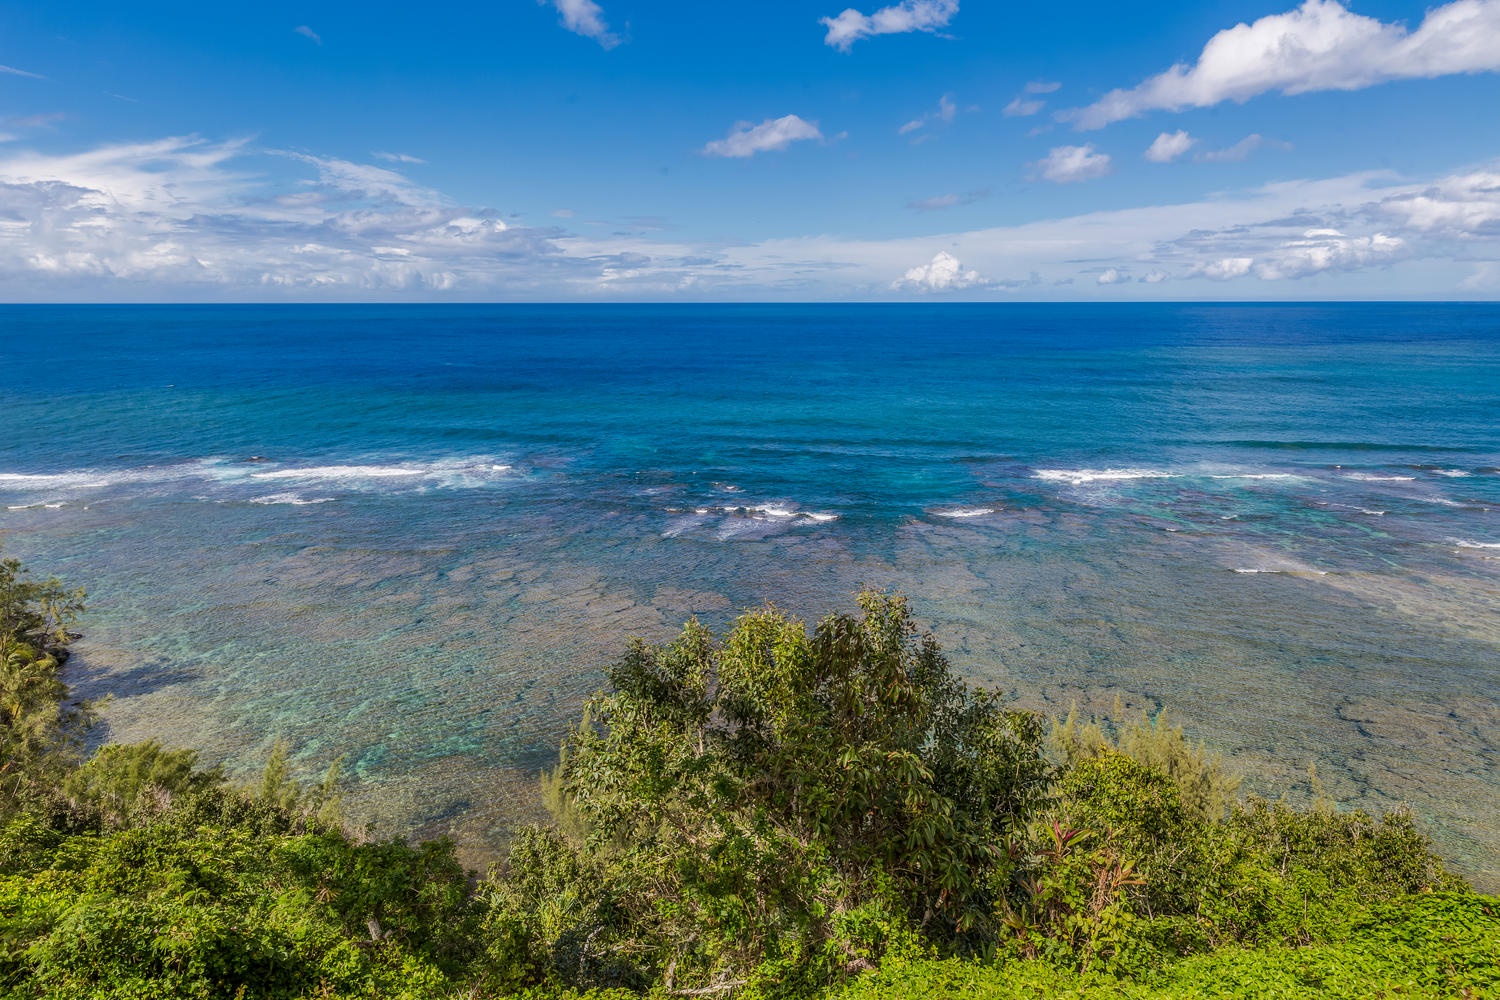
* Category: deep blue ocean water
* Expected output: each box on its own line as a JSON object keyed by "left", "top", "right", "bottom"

{"left": 2, "top": 303, "right": 1498, "bottom": 883}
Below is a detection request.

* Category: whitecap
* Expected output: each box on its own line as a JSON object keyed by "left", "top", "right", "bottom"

{"left": 251, "top": 465, "right": 426, "bottom": 481}
{"left": 249, "top": 493, "right": 337, "bottom": 506}
{"left": 1433, "top": 469, "right": 1471, "bottom": 478}
{"left": 1451, "top": 539, "right": 1500, "bottom": 549}
{"left": 1233, "top": 567, "right": 1328, "bottom": 576}
{"left": 1034, "top": 468, "right": 1175, "bottom": 486}
{"left": 931, "top": 506, "right": 997, "bottom": 518}
{"left": 1343, "top": 473, "right": 1415, "bottom": 482}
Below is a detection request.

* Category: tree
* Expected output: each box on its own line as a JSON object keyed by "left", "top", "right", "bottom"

{"left": 495, "top": 592, "right": 1052, "bottom": 993}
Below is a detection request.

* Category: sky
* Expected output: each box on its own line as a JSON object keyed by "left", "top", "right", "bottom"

{"left": 1, "top": 0, "right": 1498, "bottom": 301}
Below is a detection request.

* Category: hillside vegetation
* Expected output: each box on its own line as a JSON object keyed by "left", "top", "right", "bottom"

{"left": 0, "top": 551, "right": 1494, "bottom": 998}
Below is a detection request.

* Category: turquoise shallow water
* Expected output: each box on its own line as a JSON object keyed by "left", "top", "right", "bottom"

{"left": 1, "top": 303, "right": 1497, "bottom": 884}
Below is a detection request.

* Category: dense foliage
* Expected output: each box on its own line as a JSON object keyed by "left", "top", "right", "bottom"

{"left": 0, "top": 551, "right": 1495, "bottom": 998}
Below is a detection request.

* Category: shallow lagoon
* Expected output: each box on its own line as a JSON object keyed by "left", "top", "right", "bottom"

{"left": 2, "top": 303, "right": 1497, "bottom": 886}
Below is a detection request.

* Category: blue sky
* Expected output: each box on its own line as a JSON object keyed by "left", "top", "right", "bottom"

{"left": 1, "top": 0, "right": 1498, "bottom": 300}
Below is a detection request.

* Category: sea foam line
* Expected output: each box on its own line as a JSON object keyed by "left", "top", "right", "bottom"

{"left": 1034, "top": 468, "right": 1175, "bottom": 486}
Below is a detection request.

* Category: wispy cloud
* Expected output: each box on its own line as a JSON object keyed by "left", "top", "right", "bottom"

{"left": 898, "top": 93, "right": 957, "bottom": 136}
{"left": 373, "top": 151, "right": 426, "bottom": 164}
{"left": 1197, "top": 134, "right": 1290, "bottom": 162}
{"left": 1003, "top": 96, "right": 1045, "bottom": 117}
{"left": 1032, "top": 144, "right": 1112, "bottom": 183}
{"left": 1066, "top": 0, "right": 1500, "bottom": 129}
{"left": 0, "top": 64, "right": 45, "bottom": 80}
{"left": 1005, "top": 81, "right": 1061, "bottom": 117}
{"left": 907, "top": 190, "right": 987, "bottom": 211}
{"left": 702, "top": 115, "right": 823, "bottom": 158}
{"left": 550, "top": 0, "right": 621, "bottom": 49}
{"left": 7, "top": 112, "right": 66, "bottom": 130}
{"left": 821, "top": 0, "right": 958, "bottom": 52}
{"left": 294, "top": 25, "right": 322, "bottom": 45}
{"left": 1144, "top": 130, "right": 1195, "bottom": 163}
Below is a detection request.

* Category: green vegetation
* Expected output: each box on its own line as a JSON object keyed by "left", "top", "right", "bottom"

{"left": 1, "top": 551, "right": 1495, "bottom": 998}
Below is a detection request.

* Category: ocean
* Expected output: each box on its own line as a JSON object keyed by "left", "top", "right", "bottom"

{"left": 2, "top": 303, "right": 1497, "bottom": 885}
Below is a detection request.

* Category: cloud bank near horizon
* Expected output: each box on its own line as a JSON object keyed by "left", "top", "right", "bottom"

{"left": 0, "top": 135, "right": 1497, "bottom": 299}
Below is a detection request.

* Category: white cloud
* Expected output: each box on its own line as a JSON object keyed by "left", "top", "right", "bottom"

{"left": 1068, "top": 0, "right": 1500, "bottom": 129}
{"left": 294, "top": 25, "right": 322, "bottom": 45}
{"left": 821, "top": 0, "right": 958, "bottom": 52}
{"left": 702, "top": 115, "right": 823, "bottom": 158}
{"left": 373, "top": 151, "right": 426, "bottom": 164}
{"left": 899, "top": 93, "right": 959, "bottom": 134}
{"left": 1198, "top": 134, "right": 1292, "bottom": 162}
{"left": 910, "top": 193, "right": 960, "bottom": 210}
{"left": 0, "top": 137, "right": 591, "bottom": 296}
{"left": 1197, "top": 257, "right": 1255, "bottom": 280}
{"left": 0, "top": 133, "right": 1496, "bottom": 300}
{"left": 1144, "top": 130, "right": 1195, "bottom": 163}
{"left": 1374, "top": 169, "right": 1500, "bottom": 234}
{"left": 907, "top": 190, "right": 986, "bottom": 211}
{"left": 1096, "top": 267, "right": 1125, "bottom": 284}
{"left": 894, "top": 250, "right": 986, "bottom": 291}
{"left": 1033, "top": 144, "right": 1112, "bottom": 183}
{"left": 0, "top": 64, "right": 45, "bottom": 80}
{"left": 551, "top": 0, "right": 621, "bottom": 48}
{"left": 1253, "top": 229, "right": 1405, "bottom": 279}
{"left": 1007, "top": 81, "right": 1061, "bottom": 117}
{"left": 1004, "top": 97, "right": 1045, "bottom": 117}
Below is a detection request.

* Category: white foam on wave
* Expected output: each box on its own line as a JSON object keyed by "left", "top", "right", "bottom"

{"left": 249, "top": 493, "right": 337, "bottom": 506}
{"left": 1452, "top": 539, "right": 1500, "bottom": 549}
{"left": 670, "top": 501, "right": 840, "bottom": 537}
{"left": 0, "top": 471, "right": 113, "bottom": 490}
{"left": 1320, "top": 501, "right": 1387, "bottom": 516}
{"left": 1343, "top": 473, "right": 1416, "bottom": 482}
{"left": 1034, "top": 468, "right": 1176, "bottom": 486}
{"left": 1209, "top": 473, "right": 1303, "bottom": 481}
{"left": 1233, "top": 567, "right": 1329, "bottom": 576}
{"left": 931, "top": 506, "right": 998, "bottom": 518}
{"left": 252, "top": 465, "right": 426, "bottom": 481}
{"left": 1433, "top": 469, "right": 1471, "bottom": 478}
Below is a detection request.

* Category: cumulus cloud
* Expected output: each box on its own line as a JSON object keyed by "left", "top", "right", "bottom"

{"left": 1096, "top": 267, "right": 1126, "bottom": 284}
{"left": 1252, "top": 229, "right": 1405, "bottom": 279}
{"left": 893, "top": 250, "right": 986, "bottom": 291}
{"left": 1196, "top": 257, "right": 1255, "bottom": 280}
{"left": 1033, "top": 144, "right": 1112, "bottom": 183}
{"left": 821, "top": 0, "right": 958, "bottom": 52}
{"left": 1144, "top": 130, "right": 1195, "bottom": 163}
{"left": 1374, "top": 169, "right": 1500, "bottom": 234}
{"left": 1067, "top": 0, "right": 1500, "bottom": 129}
{"left": 294, "top": 25, "right": 322, "bottom": 45}
{"left": 373, "top": 151, "right": 426, "bottom": 164}
{"left": 551, "top": 0, "right": 621, "bottom": 48}
{"left": 702, "top": 115, "right": 823, "bottom": 158}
